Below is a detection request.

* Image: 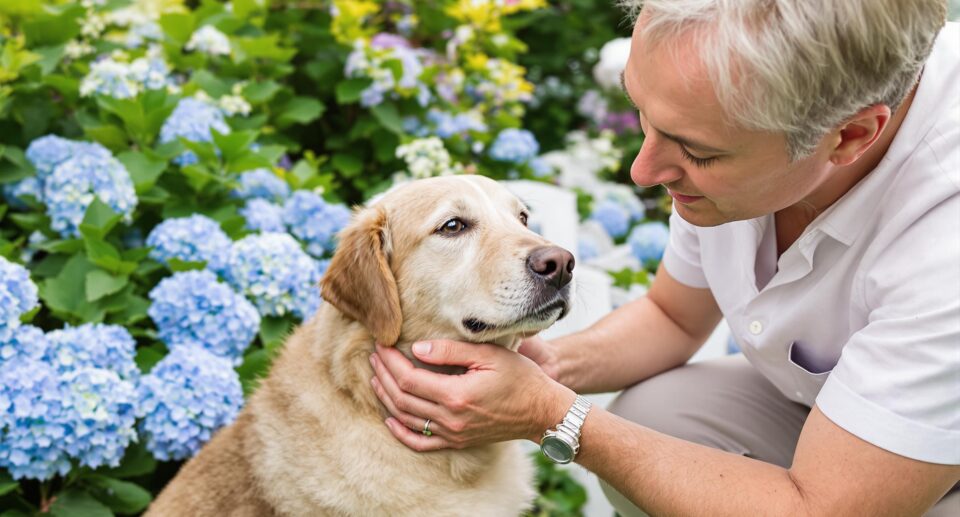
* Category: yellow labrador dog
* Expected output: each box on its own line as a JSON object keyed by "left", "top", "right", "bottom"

{"left": 146, "top": 175, "right": 576, "bottom": 516}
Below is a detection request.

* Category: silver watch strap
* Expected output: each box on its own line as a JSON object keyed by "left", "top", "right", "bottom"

{"left": 554, "top": 395, "right": 592, "bottom": 453}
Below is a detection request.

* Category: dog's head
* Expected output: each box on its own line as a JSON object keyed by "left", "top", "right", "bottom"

{"left": 320, "top": 175, "right": 574, "bottom": 348}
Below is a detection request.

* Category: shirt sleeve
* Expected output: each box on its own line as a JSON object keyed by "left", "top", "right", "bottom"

{"left": 816, "top": 194, "right": 960, "bottom": 465}
{"left": 661, "top": 209, "right": 710, "bottom": 288}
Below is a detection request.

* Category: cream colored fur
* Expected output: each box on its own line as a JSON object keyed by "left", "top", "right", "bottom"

{"left": 146, "top": 176, "right": 572, "bottom": 516}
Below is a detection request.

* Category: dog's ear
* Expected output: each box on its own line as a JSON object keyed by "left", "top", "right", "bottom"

{"left": 321, "top": 205, "right": 402, "bottom": 346}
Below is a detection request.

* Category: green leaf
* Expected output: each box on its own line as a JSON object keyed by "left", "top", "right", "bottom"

{"left": 192, "top": 69, "right": 230, "bottom": 97}
{"left": 117, "top": 151, "right": 167, "bottom": 194}
{"left": 112, "top": 293, "right": 151, "bottom": 325}
{"left": 335, "top": 78, "right": 373, "bottom": 104}
{"left": 242, "top": 80, "right": 281, "bottom": 104}
{"left": 232, "top": 34, "right": 295, "bottom": 62}
{"left": 165, "top": 258, "right": 207, "bottom": 272}
{"left": 135, "top": 344, "right": 166, "bottom": 374}
{"left": 86, "top": 475, "right": 152, "bottom": 515}
{"left": 371, "top": 129, "right": 399, "bottom": 162}
{"left": 0, "top": 470, "right": 17, "bottom": 497}
{"left": 0, "top": 146, "right": 35, "bottom": 184}
{"left": 35, "top": 238, "right": 84, "bottom": 254}
{"left": 212, "top": 129, "right": 259, "bottom": 162}
{"left": 79, "top": 199, "right": 122, "bottom": 239}
{"left": 100, "top": 442, "right": 157, "bottom": 480}
{"left": 179, "top": 140, "right": 218, "bottom": 167}
{"left": 22, "top": 4, "right": 84, "bottom": 47}
{"left": 275, "top": 97, "right": 325, "bottom": 128}
{"left": 238, "top": 348, "right": 271, "bottom": 395}
{"left": 370, "top": 103, "right": 404, "bottom": 135}
{"left": 33, "top": 44, "right": 66, "bottom": 75}
{"left": 39, "top": 254, "right": 105, "bottom": 323}
{"left": 85, "top": 270, "right": 129, "bottom": 302}
{"left": 83, "top": 124, "right": 129, "bottom": 152}
{"left": 259, "top": 316, "right": 291, "bottom": 353}
{"left": 332, "top": 152, "right": 363, "bottom": 177}
{"left": 49, "top": 488, "right": 113, "bottom": 517}
{"left": 159, "top": 13, "right": 196, "bottom": 45}
{"left": 180, "top": 163, "right": 215, "bottom": 192}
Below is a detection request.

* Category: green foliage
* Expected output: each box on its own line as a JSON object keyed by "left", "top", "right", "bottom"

{"left": 527, "top": 452, "right": 589, "bottom": 517}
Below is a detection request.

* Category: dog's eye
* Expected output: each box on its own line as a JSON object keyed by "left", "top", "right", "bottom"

{"left": 519, "top": 212, "right": 529, "bottom": 227}
{"left": 438, "top": 218, "right": 467, "bottom": 235}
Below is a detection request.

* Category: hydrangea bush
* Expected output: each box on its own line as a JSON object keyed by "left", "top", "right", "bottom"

{"left": 0, "top": 0, "right": 654, "bottom": 514}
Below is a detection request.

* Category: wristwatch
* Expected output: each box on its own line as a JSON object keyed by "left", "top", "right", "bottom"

{"left": 540, "top": 395, "right": 592, "bottom": 464}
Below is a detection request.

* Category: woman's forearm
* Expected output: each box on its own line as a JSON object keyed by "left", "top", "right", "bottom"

{"left": 552, "top": 296, "right": 708, "bottom": 393}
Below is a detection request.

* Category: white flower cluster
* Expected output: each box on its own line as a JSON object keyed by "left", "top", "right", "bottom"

{"left": 593, "top": 37, "right": 631, "bottom": 91}
{"left": 79, "top": 48, "right": 175, "bottom": 99}
{"left": 540, "top": 130, "right": 623, "bottom": 191}
{"left": 395, "top": 137, "right": 464, "bottom": 179}
{"left": 185, "top": 25, "right": 232, "bottom": 57}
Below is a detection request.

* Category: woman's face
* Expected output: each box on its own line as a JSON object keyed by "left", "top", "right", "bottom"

{"left": 622, "top": 17, "right": 838, "bottom": 227}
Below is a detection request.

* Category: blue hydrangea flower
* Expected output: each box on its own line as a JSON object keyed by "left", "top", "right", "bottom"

{"left": 529, "top": 157, "right": 553, "bottom": 178}
{"left": 579, "top": 237, "right": 600, "bottom": 262}
{"left": 43, "top": 153, "right": 138, "bottom": 238}
{"left": 159, "top": 98, "right": 230, "bottom": 166}
{"left": 44, "top": 323, "right": 139, "bottom": 381}
{"left": 590, "top": 200, "right": 631, "bottom": 239}
{"left": 137, "top": 346, "right": 243, "bottom": 461}
{"left": 426, "top": 110, "right": 487, "bottom": 138}
{"left": 80, "top": 58, "right": 141, "bottom": 99}
{"left": 0, "top": 257, "right": 38, "bottom": 342}
{"left": 225, "top": 232, "right": 322, "bottom": 318}
{"left": 282, "top": 191, "right": 351, "bottom": 258}
{"left": 25, "top": 135, "right": 112, "bottom": 183}
{"left": 61, "top": 367, "right": 138, "bottom": 469}
{"left": 0, "top": 325, "right": 48, "bottom": 366}
{"left": 240, "top": 198, "right": 286, "bottom": 233}
{"left": 148, "top": 270, "right": 261, "bottom": 364}
{"left": 3, "top": 177, "right": 44, "bottom": 208}
{"left": 488, "top": 128, "right": 540, "bottom": 164}
{"left": 146, "top": 214, "right": 233, "bottom": 274}
{"left": 232, "top": 169, "right": 290, "bottom": 203}
{"left": 628, "top": 221, "right": 670, "bottom": 264}
{"left": 0, "top": 358, "right": 72, "bottom": 480}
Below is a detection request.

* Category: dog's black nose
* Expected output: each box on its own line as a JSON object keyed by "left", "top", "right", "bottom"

{"left": 527, "top": 246, "right": 575, "bottom": 290}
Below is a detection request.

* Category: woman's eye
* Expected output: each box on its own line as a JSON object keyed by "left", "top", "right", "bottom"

{"left": 519, "top": 212, "right": 529, "bottom": 227}
{"left": 439, "top": 218, "right": 467, "bottom": 235}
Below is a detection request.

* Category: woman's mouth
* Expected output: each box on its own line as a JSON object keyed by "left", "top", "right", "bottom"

{"left": 668, "top": 190, "right": 704, "bottom": 204}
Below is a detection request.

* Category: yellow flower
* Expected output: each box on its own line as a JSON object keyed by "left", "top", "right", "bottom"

{"left": 331, "top": 0, "right": 380, "bottom": 44}
{"left": 465, "top": 53, "right": 490, "bottom": 71}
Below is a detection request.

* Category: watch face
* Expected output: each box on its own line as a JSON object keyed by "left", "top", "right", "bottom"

{"left": 541, "top": 436, "right": 573, "bottom": 464}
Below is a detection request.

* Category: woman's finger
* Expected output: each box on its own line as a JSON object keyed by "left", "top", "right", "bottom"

{"left": 369, "top": 353, "right": 444, "bottom": 419}
{"left": 370, "top": 376, "right": 448, "bottom": 438}
{"left": 384, "top": 417, "right": 456, "bottom": 452}
{"left": 373, "top": 344, "right": 457, "bottom": 402}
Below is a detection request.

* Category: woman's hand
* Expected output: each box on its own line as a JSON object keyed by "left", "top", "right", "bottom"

{"left": 369, "top": 340, "right": 575, "bottom": 452}
{"left": 517, "top": 334, "right": 562, "bottom": 382}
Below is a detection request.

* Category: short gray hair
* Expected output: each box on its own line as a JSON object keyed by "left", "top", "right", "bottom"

{"left": 620, "top": 0, "right": 947, "bottom": 160}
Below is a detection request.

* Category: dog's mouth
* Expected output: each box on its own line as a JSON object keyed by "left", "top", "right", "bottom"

{"left": 461, "top": 296, "right": 569, "bottom": 336}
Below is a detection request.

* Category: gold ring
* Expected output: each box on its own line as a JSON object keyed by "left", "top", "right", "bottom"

{"left": 422, "top": 419, "right": 432, "bottom": 436}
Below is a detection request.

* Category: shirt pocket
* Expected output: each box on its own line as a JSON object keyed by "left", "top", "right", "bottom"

{"left": 785, "top": 341, "right": 834, "bottom": 405}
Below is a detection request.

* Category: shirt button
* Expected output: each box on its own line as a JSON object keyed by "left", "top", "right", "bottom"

{"left": 795, "top": 391, "right": 804, "bottom": 399}
{"left": 749, "top": 321, "right": 763, "bottom": 335}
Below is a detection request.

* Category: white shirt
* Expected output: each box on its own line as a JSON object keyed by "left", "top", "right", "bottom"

{"left": 662, "top": 22, "right": 960, "bottom": 465}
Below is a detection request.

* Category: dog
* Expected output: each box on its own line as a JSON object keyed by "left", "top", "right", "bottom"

{"left": 146, "top": 175, "right": 576, "bottom": 516}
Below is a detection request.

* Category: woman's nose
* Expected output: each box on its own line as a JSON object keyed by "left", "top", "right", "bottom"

{"left": 630, "top": 132, "right": 684, "bottom": 188}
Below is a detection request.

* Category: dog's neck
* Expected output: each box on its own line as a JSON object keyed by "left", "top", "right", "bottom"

{"left": 393, "top": 341, "right": 466, "bottom": 376}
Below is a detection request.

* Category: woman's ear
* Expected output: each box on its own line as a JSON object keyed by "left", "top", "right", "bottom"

{"left": 320, "top": 205, "right": 402, "bottom": 345}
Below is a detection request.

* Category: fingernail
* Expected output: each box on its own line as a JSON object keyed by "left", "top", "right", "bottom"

{"left": 412, "top": 341, "right": 431, "bottom": 356}
{"left": 369, "top": 354, "right": 376, "bottom": 367}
